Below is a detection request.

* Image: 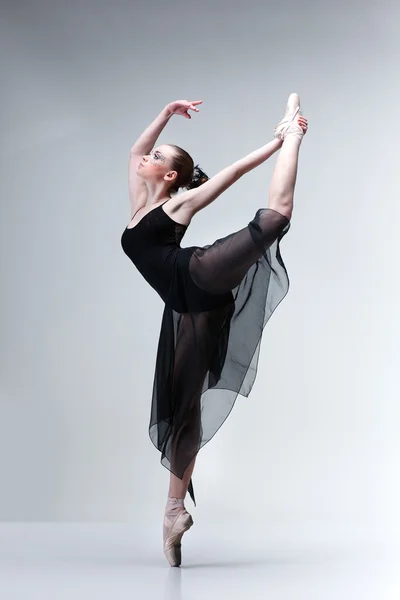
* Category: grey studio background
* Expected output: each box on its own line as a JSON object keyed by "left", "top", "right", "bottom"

{"left": 0, "top": 0, "right": 399, "bottom": 597}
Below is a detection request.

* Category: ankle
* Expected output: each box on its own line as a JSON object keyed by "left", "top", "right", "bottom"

{"left": 282, "top": 134, "right": 303, "bottom": 146}
{"left": 167, "top": 497, "right": 185, "bottom": 505}
{"left": 165, "top": 497, "right": 186, "bottom": 518}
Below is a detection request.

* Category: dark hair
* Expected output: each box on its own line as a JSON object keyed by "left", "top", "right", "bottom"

{"left": 167, "top": 144, "right": 209, "bottom": 194}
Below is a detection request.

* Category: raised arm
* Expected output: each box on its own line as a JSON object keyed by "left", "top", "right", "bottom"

{"left": 128, "top": 106, "right": 172, "bottom": 215}
{"left": 128, "top": 100, "right": 203, "bottom": 216}
{"left": 180, "top": 138, "right": 283, "bottom": 216}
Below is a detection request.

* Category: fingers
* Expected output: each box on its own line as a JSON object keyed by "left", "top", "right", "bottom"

{"left": 187, "top": 100, "right": 202, "bottom": 112}
{"left": 298, "top": 116, "right": 308, "bottom": 132}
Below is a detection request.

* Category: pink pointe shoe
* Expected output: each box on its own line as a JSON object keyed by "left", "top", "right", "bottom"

{"left": 274, "top": 93, "right": 304, "bottom": 141}
{"left": 163, "top": 509, "right": 194, "bottom": 567}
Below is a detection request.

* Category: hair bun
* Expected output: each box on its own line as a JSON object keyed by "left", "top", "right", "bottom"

{"left": 185, "top": 165, "right": 209, "bottom": 190}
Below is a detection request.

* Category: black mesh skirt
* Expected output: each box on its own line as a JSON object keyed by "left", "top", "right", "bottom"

{"left": 149, "top": 208, "right": 290, "bottom": 503}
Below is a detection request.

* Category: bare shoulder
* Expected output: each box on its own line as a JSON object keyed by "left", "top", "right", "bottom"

{"left": 168, "top": 165, "right": 241, "bottom": 218}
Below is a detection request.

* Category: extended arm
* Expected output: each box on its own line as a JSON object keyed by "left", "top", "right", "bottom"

{"left": 181, "top": 138, "right": 283, "bottom": 215}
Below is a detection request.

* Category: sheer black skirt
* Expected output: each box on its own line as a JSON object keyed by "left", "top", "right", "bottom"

{"left": 149, "top": 208, "right": 290, "bottom": 503}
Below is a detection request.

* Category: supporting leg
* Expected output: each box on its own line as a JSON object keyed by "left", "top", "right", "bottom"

{"left": 168, "top": 455, "right": 196, "bottom": 500}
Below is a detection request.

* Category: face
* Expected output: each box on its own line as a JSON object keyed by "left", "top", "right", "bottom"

{"left": 137, "top": 145, "right": 177, "bottom": 187}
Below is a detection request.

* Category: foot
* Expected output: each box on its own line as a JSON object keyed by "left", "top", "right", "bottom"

{"left": 274, "top": 93, "right": 306, "bottom": 141}
{"left": 163, "top": 509, "right": 194, "bottom": 567}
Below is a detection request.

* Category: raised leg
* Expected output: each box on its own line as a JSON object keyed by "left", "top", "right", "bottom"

{"left": 269, "top": 92, "right": 307, "bottom": 219}
{"left": 268, "top": 135, "right": 302, "bottom": 220}
{"left": 187, "top": 95, "right": 307, "bottom": 295}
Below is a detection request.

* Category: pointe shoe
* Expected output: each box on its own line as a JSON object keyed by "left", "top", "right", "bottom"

{"left": 163, "top": 510, "right": 194, "bottom": 567}
{"left": 274, "top": 93, "right": 304, "bottom": 141}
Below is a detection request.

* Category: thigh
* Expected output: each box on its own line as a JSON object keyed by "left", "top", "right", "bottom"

{"left": 188, "top": 208, "right": 290, "bottom": 294}
{"left": 172, "top": 308, "right": 230, "bottom": 412}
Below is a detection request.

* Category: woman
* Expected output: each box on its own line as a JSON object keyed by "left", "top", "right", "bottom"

{"left": 121, "top": 94, "right": 308, "bottom": 566}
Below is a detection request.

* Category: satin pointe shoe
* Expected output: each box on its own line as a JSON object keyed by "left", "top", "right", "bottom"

{"left": 163, "top": 509, "right": 194, "bottom": 567}
{"left": 274, "top": 93, "right": 304, "bottom": 141}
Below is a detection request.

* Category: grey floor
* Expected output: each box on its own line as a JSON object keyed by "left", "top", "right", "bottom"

{"left": 0, "top": 521, "right": 397, "bottom": 600}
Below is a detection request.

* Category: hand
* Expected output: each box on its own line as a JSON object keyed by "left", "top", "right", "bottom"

{"left": 298, "top": 115, "right": 308, "bottom": 134}
{"left": 166, "top": 100, "right": 202, "bottom": 119}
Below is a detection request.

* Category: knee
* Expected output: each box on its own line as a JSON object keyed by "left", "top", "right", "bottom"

{"left": 267, "top": 201, "right": 292, "bottom": 221}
